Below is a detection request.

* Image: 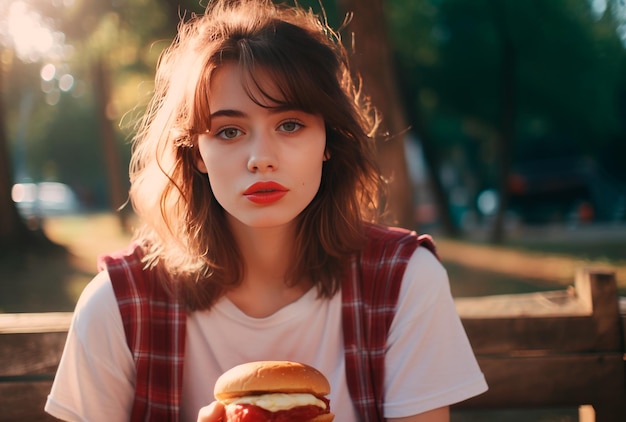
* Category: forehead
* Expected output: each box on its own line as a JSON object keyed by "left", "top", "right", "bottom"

{"left": 209, "top": 63, "right": 285, "bottom": 110}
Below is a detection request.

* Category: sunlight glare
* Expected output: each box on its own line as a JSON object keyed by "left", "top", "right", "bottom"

{"left": 7, "top": 1, "right": 54, "bottom": 62}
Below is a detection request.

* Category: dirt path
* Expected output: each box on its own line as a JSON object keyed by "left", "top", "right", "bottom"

{"left": 437, "top": 238, "right": 626, "bottom": 287}
{"left": 43, "top": 213, "right": 134, "bottom": 273}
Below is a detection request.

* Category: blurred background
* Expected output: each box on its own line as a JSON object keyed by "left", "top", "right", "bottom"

{"left": 0, "top": 0, "right": 624, "bottom": 308}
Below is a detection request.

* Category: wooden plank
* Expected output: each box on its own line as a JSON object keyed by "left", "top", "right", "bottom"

{"left": 460, "top": 315, "right": 604, "bottom": 354}
{"left": 0, "top": 381, "right": 57, "bottom": 422}
{"left": 0, "top": 315, "right": 68, "bottom": 420}
{"left": 0, "top": 332, "right": 67, "bottom": 377}
{"left": 456, "top": 270, "right": 623, "bottom": 354}
{"left": 455, "top": 288, "right": 590, "bottom": 318}
{"left": 452, "top": 407, "right": 581, "bottom": 421}
{"left": 576, "top": 270, "right": 623, "bottom": 351}
{"left": 456, "top": 353, "right": 626, "bottom": 414}
{"left": 0, "top": 312, "right": 72, "bottom": 334}
{"left": 621, "top": 297, "right": 626, "bottom": 352}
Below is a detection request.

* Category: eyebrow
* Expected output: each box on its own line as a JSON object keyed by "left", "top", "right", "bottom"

{"left": 210, "top": 109, "right": 247, "bottom": 119}
{"left": 209, "top": 105, "right": 305, "bottom": 120}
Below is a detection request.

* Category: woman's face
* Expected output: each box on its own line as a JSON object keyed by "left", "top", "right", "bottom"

{"left": 196, "top": 63, "right": 327, "bottom": 230}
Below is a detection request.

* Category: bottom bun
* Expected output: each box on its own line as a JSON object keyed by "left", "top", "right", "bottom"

{"left": 310, "top": 413, "right": 335, "bottom": 422}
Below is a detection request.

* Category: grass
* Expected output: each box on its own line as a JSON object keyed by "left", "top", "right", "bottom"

{"left": 441, "top": 239, "right": 626, "bottom": 294}
{"left": 0, "top": 213, "right": 133, "bottom": 312}
{"left": 1, "top": 212, "right": 624, "bottom": 313}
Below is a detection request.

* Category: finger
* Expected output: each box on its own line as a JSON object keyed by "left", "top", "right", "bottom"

{"left": 197, "top": 401, "right": 225, "bottom": 422}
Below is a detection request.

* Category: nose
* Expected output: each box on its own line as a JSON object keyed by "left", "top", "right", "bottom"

{"left": 247, "top": 132, "right": 277, "bottom": 172}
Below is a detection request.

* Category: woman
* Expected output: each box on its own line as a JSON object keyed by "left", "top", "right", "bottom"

{"left": 45, "top": 1, "right": 487, "bottom": 421}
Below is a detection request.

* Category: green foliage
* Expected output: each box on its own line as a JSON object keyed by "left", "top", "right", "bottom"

{"left": 387, "top": 0, "right": 626, "bottom": 198}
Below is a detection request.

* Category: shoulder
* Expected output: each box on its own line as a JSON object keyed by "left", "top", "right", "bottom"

{"left": 401, "top": 246, "right": 448, "bottom": 302}
{"left": 346, "top": 224, "right": 438, "bottom": 305}
{"left": 391, "top": 246, "right": 452, "bottom": 331}
{"left": 72, "top": 271, "right": 124, "bottom": 339}
{"left": 405, "top": 245, "right": 446, "bottom": 280}
{"left": 76, "top": 270, "right": 116, "bottom": 311}
{"left": 362, "top": 223, "right": 437, "bottom": 261}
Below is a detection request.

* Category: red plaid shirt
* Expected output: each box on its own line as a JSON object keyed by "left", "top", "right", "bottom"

{"left": 102, "top": 224, "right": 436, "bottom": 421}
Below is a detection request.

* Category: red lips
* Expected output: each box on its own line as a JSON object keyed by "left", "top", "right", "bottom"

{"left": 243, "top": 181, "right": 288, "bottom": 205}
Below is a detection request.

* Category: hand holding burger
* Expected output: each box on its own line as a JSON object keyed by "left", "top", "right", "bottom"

{"left": 213, "top": 361, "right": 334, "bottom": 421}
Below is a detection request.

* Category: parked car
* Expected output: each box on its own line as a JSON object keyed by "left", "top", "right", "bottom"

{"left": 505, "top": 157, "right": 625, "bottom": 224}
{"left": 11, "top": 181, "right": 81, "bottom": 219}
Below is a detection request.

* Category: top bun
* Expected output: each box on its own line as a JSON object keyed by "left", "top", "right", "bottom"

{"left": 214, "top": 361, "right": 331, "bottom": 401}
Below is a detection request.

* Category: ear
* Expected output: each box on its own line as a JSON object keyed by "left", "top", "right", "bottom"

{"left": 195, "top": 149, "right": 208, "bottom": 173}
{"left": 323, "top": 148, "right": 331, "bottom": 161}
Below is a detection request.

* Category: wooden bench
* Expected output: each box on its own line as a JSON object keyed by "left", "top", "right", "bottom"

{"left": 1, "top": 268, "right": 625, "bottom": 421}
{"left": 453, "top": 268, "right": 626, "bottom": 421}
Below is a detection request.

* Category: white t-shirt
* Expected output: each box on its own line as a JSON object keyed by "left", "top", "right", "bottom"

{"left": 45, "top": 247, "right": 487, "bottom": 421}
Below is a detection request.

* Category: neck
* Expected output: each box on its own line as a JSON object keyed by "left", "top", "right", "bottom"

{"left": 225, "top": 218, "right": 312, "bottom": 318}
{"left": 228, "top": 218, "right": 298, "bottom": 288}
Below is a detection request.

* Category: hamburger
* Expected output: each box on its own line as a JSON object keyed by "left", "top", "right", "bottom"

{"left": 214, "top": 361, "right": 334, "bottom": 421}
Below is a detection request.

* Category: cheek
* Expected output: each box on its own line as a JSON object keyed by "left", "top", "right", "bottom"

{"left": 297, "top": 146, "right": 326, "bottom": 190}
{"left": 304, "top": 128, "right": 327, "bottom": 175}
{"left": 204, "top": 160, "right": 230, "bottom": 192}
{"left": 196, "top": 146, "right": 223, "bottom": 195}
{"left": 196, "top": 142, "right": 229, "bottom": 177}
{"left": 200, "top": 153, "right": 236, "bottom": 202}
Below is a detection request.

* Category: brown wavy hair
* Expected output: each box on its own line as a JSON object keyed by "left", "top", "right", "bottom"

{"left": 129, "top": 0, "right": 384, "bottom": 310}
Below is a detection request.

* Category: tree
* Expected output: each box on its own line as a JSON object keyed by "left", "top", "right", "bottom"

{"left": 0, "top": 3, "right": 64, "bottom": 252}
{"left": 76, "top": 0, "right": 205, "bottom": 229}
{"left": 39, "top": 0, "right": 202, "bottom": 230}
{"left": 386, "top": 0, "right": 462, "bottom": 236}
{"left": 389, "top": 0, "right": 626, "bottom": 239}
{"left": 0, "top": 0, "right": 205, "bottom": 244}
{"left": 486, "top": 0, "right": 517, "bottom": 243}
{"left": 336, "top": 0, "right": 416, "bottom": 229}
{"left": 0, "top": 47, "right": 31, "bottom": 251}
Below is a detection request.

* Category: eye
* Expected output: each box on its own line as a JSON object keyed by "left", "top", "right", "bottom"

{"left": 278, "top": 120, "right": 303, "bottom": 133}
{"left": 215, "top": 127, "right": 243, "bottom": 140}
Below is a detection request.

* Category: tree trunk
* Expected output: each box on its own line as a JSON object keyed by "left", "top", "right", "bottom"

{"left": 490, "top": 0, "right": 517, "bottom": 244}
{"left": 0, "top": 48, "right": 58, "bottom": 252}
{"left": 92, "top": 57, "right": 130, "bottom": 232}
{"left": 336, "top": 0, "right": 415, "bottom": 229}
{"left": 0, "top": 60, "right": 24, "bottom": 243}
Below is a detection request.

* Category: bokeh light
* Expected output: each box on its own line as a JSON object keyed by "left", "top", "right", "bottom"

{"left": 7, "top": 1, "right": 55, "bottom": 62}
{"left": 40, "top": 63, "right": 56, "bottom": 81}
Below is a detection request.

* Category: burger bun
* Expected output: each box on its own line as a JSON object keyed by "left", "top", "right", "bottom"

{"left": 214, "top": 361, "right": 331, "bottom": 401}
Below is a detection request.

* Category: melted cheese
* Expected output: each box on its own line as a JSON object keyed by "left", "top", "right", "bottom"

{"left": 225, "top": 393, "right": 326, "bottom": 412}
